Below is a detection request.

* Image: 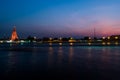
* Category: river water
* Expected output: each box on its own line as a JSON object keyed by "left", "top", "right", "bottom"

{"left": 0, "top": 43, "right": 120, "bottom": 80}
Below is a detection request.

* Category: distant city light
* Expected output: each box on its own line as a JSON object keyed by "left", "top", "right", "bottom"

{"left": 102, "top": 37, "right": 105, "bottom": 39}
{"left": 59, "top": 37, "right": 62, "bottom": 40}
{"left": 107, "top": 37, "right": 110, "bottom": 40}
{"left": 70, "top": 37, "right": 73, "bottom": 40}
{"left": 115, "top": 36, "right": 118, "bottom": 39}
{"left": 0, "top": 41, "right": 3, "bottom": 43}
{"left": 34, "top": 36, "right": 37, "bottom": 39}
{"left": 20, "top": 40, "right": 25, "bottom": 43}
{"left": 49, "top": 37, "right": 52, "bottom": 40}
{"left": 102, "top": 42, "right": 106, "bottom": 45}
{"left": 115, "top": 42, "right": 118, "bottom": 45}
{"left": 6, "top": 40, "right": 13, "bottom": 43}
{"left": 107, "top": 42, "right": 110, "bottom": 45}
{"left": 88, "top": 43, "right": 91, "bottom": 45}
{"left": 59, "top": 43, "right": 62, "bottom": 46}
{"left": 70, "top": 43, "right": 73, "bottom": 46}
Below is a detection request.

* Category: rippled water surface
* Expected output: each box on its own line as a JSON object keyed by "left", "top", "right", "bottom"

{"left": 0, "top": 43, "right": 120, "bottom": 80}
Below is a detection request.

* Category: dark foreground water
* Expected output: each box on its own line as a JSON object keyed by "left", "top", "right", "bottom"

{"left": 0, "top": 43, "right": 120, "bottom": 80}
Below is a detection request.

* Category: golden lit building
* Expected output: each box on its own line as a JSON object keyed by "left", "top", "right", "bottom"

{"left": 10, "top": 27, "right": 19, "bottom": 41}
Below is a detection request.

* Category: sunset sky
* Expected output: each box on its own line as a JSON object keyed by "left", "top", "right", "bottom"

{"left": 0, "top": 0, "right": 120, "bottom": 38}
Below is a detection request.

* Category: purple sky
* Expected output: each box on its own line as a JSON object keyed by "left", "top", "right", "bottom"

{"left": 0, "top": 0, "right": 120, "bottom": 38}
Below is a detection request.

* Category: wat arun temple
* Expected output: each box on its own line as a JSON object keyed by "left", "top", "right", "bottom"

{"left": 10, "top": 27, "right": 19, "bottom": 41}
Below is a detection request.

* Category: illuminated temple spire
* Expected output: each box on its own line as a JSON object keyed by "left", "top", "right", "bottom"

{"left": 10, "top": 26, "right": 19, "bottom": 41}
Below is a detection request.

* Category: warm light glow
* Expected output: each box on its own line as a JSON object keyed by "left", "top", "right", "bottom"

{"left": 88, "top": 43, "right": 91, "bottom": 45}
{"left": 68, "top": 39, "right": 76, "bottom": 42}
{"left": 70, "top": 43, "right": 73, "bottom": 46}
{"left": 102, "top": 37, "right": 105, "bottom": 39}
{"left": 59, "top": 43, "right": 62, "bottom": 46}
{"left": 89, "top": 37, "right": 91, "bottom": 40}
{"left": 49, "top": 37, "right": 52, "bottom": 40}
{"left": 107, "top": 37, "right": 110, "bottom": 39}
{"left": 107, "top": 42, "right": 110, "bottom": 45}
{"left": 115, "top": 36, "right": 118, "bottom": 39}
{"left": 102, "top": 42, "right": 106, "bottom": 45}
{"left": 70, "top": 37, "right": 73, "bottom": 40}
{"left": 115, "top": 42, "right": 118, "bottom": 45}
{"left": 0, "top": 41, "right": 3, "bottom": 43}
{"left": 10, "top": 27, "right": 19, "bottom": 41}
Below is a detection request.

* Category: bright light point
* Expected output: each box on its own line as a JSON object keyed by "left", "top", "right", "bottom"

{"left": 20, "top": 40, "right": 25, "bottom": 43}
{"left": 102, "top": 37, "right": 105, "bottom": 39}
{"left": 49, "top": 37, "right": 52, "bottom": 40}
{"left": 59, "top": 37, "right": 62, "bottom": 40}
{"left": 59, "top": 43, "right": 62, "bottom": 46}
{"left": 6, "top": 40, "right": 13, "bottom": 43}
{"left": 69, "top": 39, "right": 76, "bottom": 43}
{"left": 0, "top": 41, "right": 3, "bottom": 43}
{"left": 34, "top": 36, "right": 36, "bottom": 39}
{"left": 89, "top": 37, "right": 91, "bottom": 40}
{"left": 70, "top": 43, "right": 73, "bottom": 46}
{"left": 70, "top": 37, "right": 73, "bottom": 40}
{"left": 88, "top": 43, "right": 91, "bottom": 45}
{"left": 115, "top": 37, "right": 118, "bottom": 39}
{"left": 107, "top": 37, "right": 110, "bottom": 40}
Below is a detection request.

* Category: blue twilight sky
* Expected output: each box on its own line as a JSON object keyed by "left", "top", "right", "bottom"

{"left": 0, "top": 0, "right": 120, "bottom": 38}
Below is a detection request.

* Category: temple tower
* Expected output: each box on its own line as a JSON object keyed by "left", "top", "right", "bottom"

{"left": 10, "top": 27, "right": 19, "bottom": 41}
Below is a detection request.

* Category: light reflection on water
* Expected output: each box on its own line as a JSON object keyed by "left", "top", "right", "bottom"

{"left": 69, "top": 47, "right": 74, "bottom": 64}
{"left": 57, "top": 47, "right": 63, "bottom": 66}
{"left": 0, "top": 46, "right": 120, "bottom": 79}
{"left": 48, "top": 47, "right": 54, "bottom": 68}
{"left": 5, "top": 51, "right": 19, "bottom": 75}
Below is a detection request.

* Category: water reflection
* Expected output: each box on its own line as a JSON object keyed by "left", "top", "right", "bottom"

{"left": 1, "top": 46, "right": 120, "bottom": 79}
{"left": 59, "top": 43, "right": 62, "bottom": 46}
{"left": 86, "top": 47, "right": 92, "bottom": 69}
{"left": 49, "top": 43, "right": 52, "bottom": 46}
{"left": 69, "top": 47, "right": 74, "bottom": 64}
{"left": 57, "top": 47, "right": 63, "bottom": 66}
{"left": 31, "top": 50, "right": 37, "bottom": 66}
{"left": 48, "top": 47, "right": 54, "bottom": 67}
{"left": 69, "top": 43, "right": 73, "bottom": 46}
{"left": 113, "top": 48, "right": 120, "bottom": 65}
{"left": 6, "top": 52, "right": 17, "bottom": 74}
{"left": 101, "top": 47, "right": 111, "bottom": 63}
{"left": 115, "top": 42, "right": 118, "bottom": 45}
{"left": 87, "top": 47, "right": 92, "bottom": 59}
{"left": 100, "top": 47, "right": 111, "bottom": 70}
{"left": 97, "top": 47, "right": 120, "bottom": 71}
